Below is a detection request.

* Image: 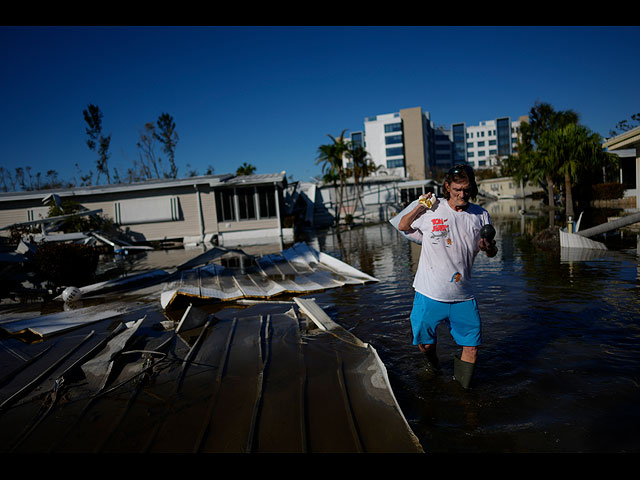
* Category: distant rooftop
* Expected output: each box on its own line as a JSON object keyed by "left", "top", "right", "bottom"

{"left": 0, "top": 171, "right": 288, "bottom": 202}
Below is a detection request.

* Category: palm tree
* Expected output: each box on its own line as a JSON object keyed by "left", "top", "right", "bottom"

{"left": 536, "top": 127, "right": 565, "bottom": 224}
{"left": 316, "top": 130, "right": 349, "bottom": 225}
{"left": 541, "top": 124, "right": 618, "bottom": 219}
{"left": 236, "top": 162, "right": 257, "bottom": 176}
{"left": 345, "top": 144, "right": 377, "bottom": 218}
{"left": 509, "top": 102, "right": 579, "bottom": 226}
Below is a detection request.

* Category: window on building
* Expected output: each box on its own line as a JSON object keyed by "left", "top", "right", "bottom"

{"left": 216, "top": 190, "right": 235, "bottom": 222}
{"left": 257, "top": 186, "right": 277, "bottom": 218}
{"left": 216, "top": 186, "right": 278, "bottom": 222}
{"left": 453, "top": 124, "right": 467, "bottom": 163}
{"left": 385, "top": 134, "right": 403, "bottom": 145}
{"left": 351, "top": 132, "right": 363, "bottom": 148}
{"left": 497, "top": 117, "right": 511, "bottom": 156}
{"left": 621, "top": 157, "right": 636, "bottom": 188}
{"left": 401, "top": 188, "right": 415, "bottom": 204}
{"left": 384, "top": 123, "right": 402, "bottom": 133}
{"left": 478, "top": 141, "right": 485, "bottom": 147}
{"left": 386, "top": 147, "right": 404, "bottom": 157}
{"left": 115, "top": 196, "right": 181, "bottom": 225}
{"left": 386, "top": 158, "right": 404, "bottom": 168}
{"left": 489, "top": 139, "right": 496, "bottom": 145}
{"left": 236, "top": 187, "right": 256, "bottom": 220}
{"left": 400, "top": 187, "right": 431, "bottom": 204}
{"left": 478, "top": 151, "right": 485, "bottom": 157}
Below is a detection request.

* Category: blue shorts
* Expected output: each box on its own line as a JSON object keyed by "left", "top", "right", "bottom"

{"left": 409, "top": 292, "right": 482, "bottom": 347}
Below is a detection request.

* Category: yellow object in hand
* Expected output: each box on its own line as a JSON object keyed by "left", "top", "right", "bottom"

{"left": 419, "top": 196, "right": 435, "bottom": 208}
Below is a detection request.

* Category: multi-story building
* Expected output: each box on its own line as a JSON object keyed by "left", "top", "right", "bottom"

{"left": 433, "top": 127, "right": 454, "bottom": 171}
{"left": 349, "top": 108, "right": 526, "bottom": 180}
{"left": 452, "top": 116, "right": 528, "bottom": 170}
{"left": 360, "top": 106, "right": 436, "bottom": 179}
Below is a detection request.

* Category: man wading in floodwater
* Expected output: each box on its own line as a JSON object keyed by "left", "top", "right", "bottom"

{"left": 398, "top": 164, "right": 497, "bottom": 389}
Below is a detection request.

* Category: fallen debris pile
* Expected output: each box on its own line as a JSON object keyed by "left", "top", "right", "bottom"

{"left": 0, "top": 242, "right": 422, "bottom": 453}
{"left": 0, "top": 299, "right": 422, "bottom": 453}
{"left": 160, "top": 242, "right": 379, "bottom": 309}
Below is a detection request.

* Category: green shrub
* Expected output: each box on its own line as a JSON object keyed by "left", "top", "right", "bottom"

{"left": 32, "top": 242, "right": 99, "bottom": 288}
{"left": 48, "top": 199, "right": 115, "bottom": 233}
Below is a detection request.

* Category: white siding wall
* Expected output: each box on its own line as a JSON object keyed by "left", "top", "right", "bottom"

{"left": 364, "top": 113, "right": 405, "bottom": 176}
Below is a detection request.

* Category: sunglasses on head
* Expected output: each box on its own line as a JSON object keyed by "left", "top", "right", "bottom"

{"left": 447, "top": 164, "right": 474, "bottom": 176}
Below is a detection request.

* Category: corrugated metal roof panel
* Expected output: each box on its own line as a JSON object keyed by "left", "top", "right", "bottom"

{"left": 0, "top": 299, "right": 423, "bottom": 453}
{"left": 160, "top": 242, "right": 378, "bottom": 309}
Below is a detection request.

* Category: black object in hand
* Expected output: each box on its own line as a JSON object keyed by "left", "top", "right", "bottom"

{"left": 480, "top": 224, "right": 496, "bottom": 241}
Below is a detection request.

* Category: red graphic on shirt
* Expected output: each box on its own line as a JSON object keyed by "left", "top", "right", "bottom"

{"left": 430, "top": 218, "right": 450, "bottom": 239}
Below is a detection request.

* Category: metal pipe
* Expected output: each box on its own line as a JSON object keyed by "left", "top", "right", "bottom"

{"left": 577, "top": 211, "right": 640, "bottom": 237}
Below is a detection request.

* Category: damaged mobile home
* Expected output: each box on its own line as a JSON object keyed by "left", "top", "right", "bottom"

{"left": 0, "top": 242, "right": 424, "bottom": 453}
{"left": 0, "top": 172, "right": 293, "bottom": 248}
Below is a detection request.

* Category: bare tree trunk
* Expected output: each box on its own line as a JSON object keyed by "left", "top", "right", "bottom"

{"left": 546, "top": 173, "right": 555, "bottom": 227}
{"left": 564, "top": 170, "right": 574, "bottom": 219}
{"left": 353, "top": 175, "right": 365, "bottom": 218}
{"left": 337, "top": 176, "right": 344, "bottom": 225}
{"left": 332, "top": 183, "right": 340, "bottom": 226}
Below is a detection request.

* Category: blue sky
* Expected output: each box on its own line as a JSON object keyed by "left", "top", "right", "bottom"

{"left": 1, "top": 25, "right": 639, "bottom": 187}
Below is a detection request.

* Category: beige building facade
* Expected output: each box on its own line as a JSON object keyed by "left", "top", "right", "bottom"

{"left": 399, "top": 107, "right": 431, "bottom": 180}
{"left": 477, "top": 176, "right": 543, "bottom": 200}
{"left": 361, "top": 106, "right": 435, "bottom": 179}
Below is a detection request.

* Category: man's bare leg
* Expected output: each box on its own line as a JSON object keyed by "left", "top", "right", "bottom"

{"left": 461, "top": 345, "right": 478, "bottom": 363}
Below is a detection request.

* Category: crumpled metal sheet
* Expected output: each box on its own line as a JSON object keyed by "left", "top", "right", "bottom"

{"left": 52, "top": 269, "right": 170, "bottom": 300}
{"left": 0, "top": 304, "right": 138, "bottom": 339}
{"left": 81, "top": 317, "right": 145, "bottom": 391}
{"left": 0, "top": 298, "right": 423, "bottom": 453}
{"left": 160, "top": 242, "right": 379, "bottom": 309}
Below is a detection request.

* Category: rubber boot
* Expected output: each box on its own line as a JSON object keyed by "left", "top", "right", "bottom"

{"left": 453, "top": 356, "right": 475, "bottom": 390}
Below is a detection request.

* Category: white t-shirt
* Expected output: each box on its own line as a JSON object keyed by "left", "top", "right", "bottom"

{"left": 410, "top": 198, "right": 492, "bottom": 302}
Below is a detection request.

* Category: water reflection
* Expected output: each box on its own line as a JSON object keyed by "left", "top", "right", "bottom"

{"left": 306, "top": 211, "right": 640, "bottom": 453}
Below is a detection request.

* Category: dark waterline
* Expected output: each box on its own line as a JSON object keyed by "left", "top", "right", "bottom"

{"left": 305, "top": 218, "right": 640, "bottom": 453}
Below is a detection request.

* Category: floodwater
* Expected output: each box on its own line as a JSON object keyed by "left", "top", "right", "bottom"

{"left": 302, "top": 209, "right": 640, "bottom": 453}
{"left": 104, "top": 204, "right": 640, "bottom": 453}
